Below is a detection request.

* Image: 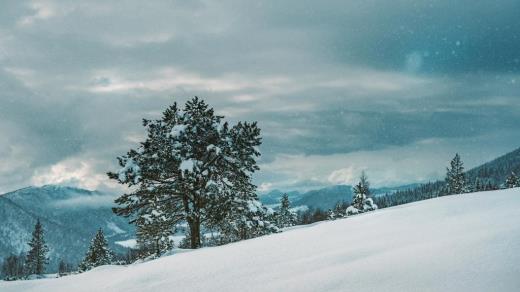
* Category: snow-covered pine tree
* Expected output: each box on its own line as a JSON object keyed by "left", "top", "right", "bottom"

{"left": 109, "top": 97, "right": 268, "bottom": 249}
{"left": 327, "top": 209, "right": 335, "bottom": 220}
{"left": 134, "top": 197, "right": 176, "bottom": 258}
{"left": 348, "top": 172, "right": 377, "bottom": 216}
{"left": 204, "top": 159, "right": 278, "bottom": 244}
{"left": 445, "top": 153, "right": 468, "bottom": 195}
{"left": 25, "top": 219, "right": 49, "bottom": 276}
{"left": 505, "top": 172, "right": 519, "bottom": 188}
{"left": 211, "top": 192, "right": 278, "bottom": 244}
{"left": 79, "top": 229, "right": 113, "bottom": 272}
{"left": 352, "top": 171, "right": 370, "bottom": 210}
{"left": 333, "top": 202, "right": 346, "bottom": 219}
{"left": 276, "top": 194, "right": 297, "bottom": 228}
{"left": 135, "top": 218, "right": 174, "bottom": 259}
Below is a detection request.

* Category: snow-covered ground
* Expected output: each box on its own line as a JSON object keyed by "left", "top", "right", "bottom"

{"left": 3, "top": 188, "right": 520, "bottom": 292}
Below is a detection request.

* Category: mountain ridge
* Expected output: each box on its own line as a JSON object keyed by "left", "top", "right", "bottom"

{"left": 0, "top": 185, "right": 134, "bottom": 273}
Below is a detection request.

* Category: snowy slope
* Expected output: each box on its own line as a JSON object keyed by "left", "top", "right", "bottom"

{"left": 2, "top": 188, "right": 520, "bottom": 292}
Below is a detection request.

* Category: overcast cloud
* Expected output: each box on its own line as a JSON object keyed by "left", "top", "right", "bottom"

{"left": 0, "top": 0, "right": 519, "bottom": 193}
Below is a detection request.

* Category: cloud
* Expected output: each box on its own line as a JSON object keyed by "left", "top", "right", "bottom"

{"left": 85, "top": 67, "right": 291, "bottom": 94}
{"left": 0, "top": 0, "right": 519, "bottom": 194}
{"left": 256, "top": 130, "right": 520, "bottom": 191}
{"left": 31, "top": 158, "right": 115, "bottom": 191}
{"left": 17, "top": 1, "right": 58, "bottom": 26}
{"left": 258, "top": 182, "right": 273, "bottom": 193}
{"left": 50, "top": 193, "right": 117, "bottom": 208}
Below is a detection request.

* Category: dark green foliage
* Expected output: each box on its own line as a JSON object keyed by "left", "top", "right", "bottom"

{"left": 467, "top": 148, "right": 520, "bottom": 185}
{"left": 211, "top": 195, "right": 278, "bottom": 245}
{"left": 374, "top": 181, "right": 443, "bottom": 208}
{"left": 297, "top": 207, "right": 328, "bottom": 225}
{"left": 135, "top": 214, "right": 175, "bottom": 259}
{"left": 352, "top": 172, "right": 370, "bottom": 210}
{"left": 275, "top": 194, "right": 296, "bottom": 228}
{"left": 25, "top": 219, "right": 49, "bottom": 276}
{"left": 445, "top": 153, "right": 468, "bottom": 195}
{"left": 109, "top": 97, "right": 272, "bottom": 249}
{"left": 505, "top": 172, "right": 519, "bottom": 188}
{"left": 79, "top": 229, "right": 113, "bottom": 272}
{"left": 348, "top": 172, "right": 377, "bottom": 215}
{"left": 57, "top": 259, "right": 74, "bottom": 276}
{"left": 1, "top": 254, "right": 25, "bottom": 280}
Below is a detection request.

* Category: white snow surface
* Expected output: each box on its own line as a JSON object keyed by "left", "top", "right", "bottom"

{"left": 3, "top": 189, "right": 520, "bottom": 292}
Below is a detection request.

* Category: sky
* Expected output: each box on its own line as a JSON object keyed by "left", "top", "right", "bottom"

{"left": 0, "top": 0, "right": 519, "bottom": 194}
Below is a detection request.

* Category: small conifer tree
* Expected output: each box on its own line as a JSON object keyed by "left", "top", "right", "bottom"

{"left": 505, "top": 172, "right": 519, "bottom": 188}
{"left": 276, "top": 194, "right": 296, "bottom": 228}
{"left": 25, "top": 219, "right": 49, "bottom": 276}
{"left": 445, "top": 153, "right": 468, "bottom": 195}
{"left": 79, "top": 229, "right": 113, "bottom": 272}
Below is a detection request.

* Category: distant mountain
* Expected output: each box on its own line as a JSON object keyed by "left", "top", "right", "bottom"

{"left": 0, "top": 185, "right": 134, "bottom": 272}
{"left": 260, "top": 145, "right": 520, "bottom": 211}
{"left": 259, "top": 183, "right": 421, "bottom": 211}
{"left": 376, "top": 147, "right": 520, "bottom": 208}
{"left": 259, "top": 190, "right": 302, "bottom": 206}
{"left": 466, "top": 147, "right": 520, "bottom": 185}
{"left": 292, "top": 185, "right": 353, "bottom": 210}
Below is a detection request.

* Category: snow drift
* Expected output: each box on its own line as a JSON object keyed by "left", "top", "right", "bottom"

{"left": 2, "top": 188, "right": 520, "bottom": 292}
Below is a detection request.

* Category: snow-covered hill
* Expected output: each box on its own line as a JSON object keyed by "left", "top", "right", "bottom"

{"left": 2, "top": 188, "right": 520, "bottom": 292}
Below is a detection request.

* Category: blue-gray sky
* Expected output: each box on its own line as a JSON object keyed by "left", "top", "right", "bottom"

{"left": 0, "top": 0, "right": 519, "bottom": 194}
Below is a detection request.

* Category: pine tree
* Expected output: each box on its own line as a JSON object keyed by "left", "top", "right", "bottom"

{"left": 276, "top": 194, "right": 296, "bottom": 228}
{"left": 2, "top": 254, "right": 25, "bottom": 280}
{"left": 79, "top": 229, "right": 113, "bottom": 272}
{"left": 134, "top": 200, "right": 176, "bottom": 258}
{"left": 136, "top": 219, "right": 174, "bottom": 258}
{"left": 333, "top": 202, "right": 346, "bottom": 218}
{"left": 205, "top": 169, "right": 278, "bottom": 244}
{"left": 348, "top": 172, "right": 377, "bottom": 215}
{"left": 327, "top": 209, "right": 335, "bottom": 220}
{"left": 352, "top": 171, "right": 370, "bottom": 210}
{"left": 109, "top": 97, "right": 269, "bottom": 249}
{"left": 58, "top": 259, "right": 73, "bottom": 276}
{"left": 445, "top": 153, "right": 468, "bottom": 195}
{"left": 474, "top": 178, "right": 483, "bottom": 192}
{"left": 212, "top": 196, "right": 278, "bottom": 244}
{"left": 505, "top": 172, "right": 519, "bottom": 188}
{"left": 25, "top": 219, "right": 49, "bottom": 276}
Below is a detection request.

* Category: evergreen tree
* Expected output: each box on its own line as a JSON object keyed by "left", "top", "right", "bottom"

{"left": 348, "top": 172, "right": 377, "bottom": 215}
{"left": 445, "top": 153, "right": 468, "bottom": 195}
{"left": 327, "top": 209, "right": 335, "bottom": 220}
{"left": 352, "top": 171, "right": 370, "bottom": 210}
{"left": 212, "top": 196, "right": 278, "bottom": 244}
{"left": 505, "top": 172, "right": 519, "bottom": 188}
{"left": 333, "top": 202, "right": 346, "bottom": 218}
{"left": 109, "top": 97, "right": 269, "bottom": 249}
{"left": 474, "top": 178, "right": 483, "bottom": 192}
{"left": 1, "top": 254, "right": 25, "bottom": 280}
{"left": 276, "top": 194, "right": 297, "bottom": 228}
{"left": 25, "top": 219, "right": 49, "bottom": 276}
{"left": 58, "top": 259, "right": 73, "bottom": 276}
{"left": 134, "top": 200, "right": 176, "bottom": 258}
{"left": 79, "top": 229, "right": 113, "bottom": 272}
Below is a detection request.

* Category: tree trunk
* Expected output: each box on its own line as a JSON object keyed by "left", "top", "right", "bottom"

{"left": 188, "top": 217, "right": 201, "bottom": 249}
